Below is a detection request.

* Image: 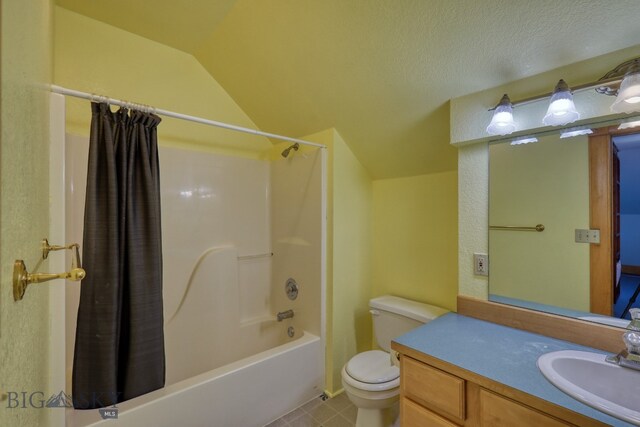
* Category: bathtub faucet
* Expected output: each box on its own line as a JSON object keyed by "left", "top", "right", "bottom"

{"left": 277, "top": 309, "right": 294, "bottom": 322}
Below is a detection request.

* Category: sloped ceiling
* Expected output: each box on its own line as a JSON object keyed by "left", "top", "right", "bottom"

{"left": 56, "top": 0, "right": 238, "bottom": 53}
{"left": 57, "top": 0, "right": 640, "bottom": 178}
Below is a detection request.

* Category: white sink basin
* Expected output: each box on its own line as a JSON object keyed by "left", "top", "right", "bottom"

{"left": 537, "top": 350, "right": 640, "bottom": 425}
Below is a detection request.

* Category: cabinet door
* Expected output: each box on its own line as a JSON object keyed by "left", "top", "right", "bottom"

{"left": 480, "top": 389, "right": 572, "bottom": 427}
{"left": 402, "top": 398, "right": 460, "bottom": 427}
{"left": 402, "top": 356, "right": 465, "bottom": 422}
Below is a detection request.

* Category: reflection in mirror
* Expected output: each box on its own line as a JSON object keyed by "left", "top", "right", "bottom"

{"left": 488, "top": 127, "right": 640, "bottom": 328}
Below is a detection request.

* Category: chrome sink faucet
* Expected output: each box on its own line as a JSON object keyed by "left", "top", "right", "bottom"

{"left": 606, "top": 308, "right": 640, "bottom": 371}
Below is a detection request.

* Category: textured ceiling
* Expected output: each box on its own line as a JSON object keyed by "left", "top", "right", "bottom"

{"left": 57, "top": 0, "right": 640, "bottom": 178}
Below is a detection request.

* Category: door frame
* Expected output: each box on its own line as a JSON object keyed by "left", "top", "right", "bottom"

{"left": 589, "top": 125, "right": 637, "bottom": 315}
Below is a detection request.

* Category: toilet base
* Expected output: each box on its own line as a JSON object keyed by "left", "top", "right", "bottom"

{"left": 355, "top": 402, "right": 399, "bottom": 427}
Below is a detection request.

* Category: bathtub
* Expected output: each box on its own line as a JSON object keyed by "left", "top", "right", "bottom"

{"left": 62, "top": 137, "right": 325, "bottom": 427}
{"left": 66, "top": 331, "right": 323, "bottom": 427}
{"left": 66, "top": 246, "right": 324, "bottom": 427}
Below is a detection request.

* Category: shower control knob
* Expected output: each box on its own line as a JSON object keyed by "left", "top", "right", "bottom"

{"left": 285, "top": 278, "right": 299, "bottom": 300}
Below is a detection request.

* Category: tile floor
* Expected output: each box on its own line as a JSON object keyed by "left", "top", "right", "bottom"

{"left": 265, "top": 393, "right": 356, "bottom": 427}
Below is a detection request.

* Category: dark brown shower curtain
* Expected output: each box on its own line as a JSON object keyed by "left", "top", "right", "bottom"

{"left": 73, "top": 103, "right": 165, "bottom": 409}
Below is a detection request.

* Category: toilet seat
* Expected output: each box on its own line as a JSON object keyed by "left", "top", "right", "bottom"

{"left": 343, "top": 350, "right": 400, "bottom": 392}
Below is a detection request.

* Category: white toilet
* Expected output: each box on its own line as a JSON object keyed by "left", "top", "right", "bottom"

{"left": 341, "top": 295, "right": 448, "bottom": 427}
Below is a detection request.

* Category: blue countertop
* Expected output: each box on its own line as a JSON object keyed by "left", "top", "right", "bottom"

{"left": 393, "top": 313, "right": 632, "bottom": 427}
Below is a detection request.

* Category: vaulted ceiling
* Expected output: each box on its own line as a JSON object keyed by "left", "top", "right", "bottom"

{"left": 57, "top": 0, "right": 640, "bottom": 178}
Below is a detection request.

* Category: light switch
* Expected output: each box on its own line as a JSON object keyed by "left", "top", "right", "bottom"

{"left": 575, "top": 229, "right": 600, "bottom": 244}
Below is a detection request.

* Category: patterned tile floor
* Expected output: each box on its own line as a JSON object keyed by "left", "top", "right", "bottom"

{"left": 265, "top": 393, "right": 356, "bottom": 427}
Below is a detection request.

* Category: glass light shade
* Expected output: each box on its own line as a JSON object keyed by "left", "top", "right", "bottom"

{"left": 618, "top": 119, "right": 640, "bottom": 130}
{"left": 510, "top": 137, "right": 538, "bottom": 146}
{"left": 560, "top": 128, "right": 593, "bottom": 139}
{"left": 611, "top": 71, "right": 640, "bottom": 113}
{"left": 486, "top": 95, "right": 516, "bottom": 135}
{"left": 543, "top": 88, "right": 580, "bottom": 126}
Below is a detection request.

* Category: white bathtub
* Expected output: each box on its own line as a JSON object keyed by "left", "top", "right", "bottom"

{"left": 62, "top": 137, "right": 325, "bottom": 427}
{"left": 66, "top": 331, "right": 323, "bottom": 427}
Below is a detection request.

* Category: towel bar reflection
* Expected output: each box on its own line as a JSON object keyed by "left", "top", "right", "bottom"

{"left": 13, "top": 238, "right": 86, "bottom": 301}
{"left": 489, "top": 224, "right": 545, "bottom": 232}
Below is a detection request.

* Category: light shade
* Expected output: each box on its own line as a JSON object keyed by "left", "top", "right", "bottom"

{"left": 543, "top": 79, "right": 580, "bottom": 126}
{"left": 560, "top": 128, "right": 593, "bottom": 139}
{"left": 618, "top": 118, "right": 640, "bottom": 130}
{"left": 510, "top": 136, "right": 538, "bottom": 146}
{"left": 486, "top": 94, "right": 516, "bottom": 135}
{"left": 611, "top": 65, "right": 640, "bottom": 114}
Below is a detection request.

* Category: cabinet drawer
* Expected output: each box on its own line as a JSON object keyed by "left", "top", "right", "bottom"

{"left": 480, "top": 388, "right": 572, "bottom": 427}
{"left": 402, "top": 356, "right": 465, "bottom": 422}
{"left": 402, "top": 397, "right": 460, "bottom": 427}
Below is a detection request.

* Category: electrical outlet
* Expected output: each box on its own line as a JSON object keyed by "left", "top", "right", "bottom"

{"left": 473, "top": 253, "right": 489, "bottom": 276}
{"left": 575, "top": 229, "right": 600, "bottom": 244}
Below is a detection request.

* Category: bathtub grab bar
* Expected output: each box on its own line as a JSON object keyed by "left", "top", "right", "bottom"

{"left": 238, "top": 252, "right": 273, "bottom": 261}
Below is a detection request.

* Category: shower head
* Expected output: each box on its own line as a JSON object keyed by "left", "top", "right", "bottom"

{"left": 281, "top": 143, "right": 300, "bottom": 158}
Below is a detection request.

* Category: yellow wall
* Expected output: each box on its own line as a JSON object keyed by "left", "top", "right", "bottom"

{"left": 330, "top": 131, "right": 373, "bottom": 393}
{"left": 54, "top": 7, "right": 271, "bottom": 157}
{"left": 372, "top": 172, "right": 458, "bottom": 312}
{"left": 297, "top": 129, "right": 374, "bottom": 395}
{"left": 0, "top": 0, "right": 53, "bottom": 426}
{"left": 489, "top": 135, "right": 590, "bottom": 311}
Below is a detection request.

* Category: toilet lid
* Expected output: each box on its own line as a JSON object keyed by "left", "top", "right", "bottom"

{"left": 346, "top": 350, "right": 399, "bottom": 384}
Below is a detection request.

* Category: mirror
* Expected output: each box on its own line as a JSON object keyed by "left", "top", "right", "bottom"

{"left": 488, "top": 126, "right": 640, "bottom": 328}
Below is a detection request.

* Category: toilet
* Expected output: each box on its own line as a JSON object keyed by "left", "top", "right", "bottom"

{"left": 341, "top": 295, "right": 449, "bottom": 427}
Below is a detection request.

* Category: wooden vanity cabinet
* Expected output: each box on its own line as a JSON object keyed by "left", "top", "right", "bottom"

{"left": 397, "top": 349, "right": 609, "bottom": 427}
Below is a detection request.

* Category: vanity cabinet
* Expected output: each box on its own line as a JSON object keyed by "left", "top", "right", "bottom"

{"left": 398, "top": 352, "right": 608, "bottom": 427}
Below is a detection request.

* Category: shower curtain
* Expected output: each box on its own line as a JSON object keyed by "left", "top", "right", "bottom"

{"left": 73, "top": 103, "right": 165, "bottom": 409}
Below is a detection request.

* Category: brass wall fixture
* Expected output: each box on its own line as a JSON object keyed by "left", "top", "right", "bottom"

{"left": 489, "top": 224, "right": 545, "bottom": 232}
{"left": 13, "top": 238, "right": 86, "bottom": 301}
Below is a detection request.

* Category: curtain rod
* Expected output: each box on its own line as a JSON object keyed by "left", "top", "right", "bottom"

{"left": 50, "top": 85, "right": 327, "bottom": 149}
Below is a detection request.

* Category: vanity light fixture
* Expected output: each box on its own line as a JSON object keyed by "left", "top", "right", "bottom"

{"left": 510, "top": 136, "right": 538, "bottom": 146}
{"left": 543, "top": 80, "right": 580, "bottom": 126}
{"left": 486, "top": 94, "right": 516, "bottom": 135}
{"left": 618, "top": 118, "right": 640, "bottom": 130}
{"left": 560, "top": 127, "right": 593, "bottom": 139}
{"left": 484, "top": 57, "right": 640, "bottom": 136}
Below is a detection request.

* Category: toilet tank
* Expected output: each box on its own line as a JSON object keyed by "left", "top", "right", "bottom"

{"left": 370, "top": 295, "right": 448, "bottom": 352}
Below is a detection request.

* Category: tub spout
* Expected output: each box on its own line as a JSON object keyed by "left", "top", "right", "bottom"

{"left": 277, "top": 309, "right": 294, "bottom": 321}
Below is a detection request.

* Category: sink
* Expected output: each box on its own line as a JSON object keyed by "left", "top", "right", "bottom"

{"left": 537, "top": 350, "right": 640, "bottom": 425}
